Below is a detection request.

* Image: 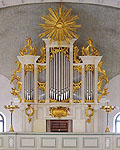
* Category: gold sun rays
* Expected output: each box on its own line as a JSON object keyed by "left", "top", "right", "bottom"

{"left": 39, "top": 3, "right": 81, "bottom": 45}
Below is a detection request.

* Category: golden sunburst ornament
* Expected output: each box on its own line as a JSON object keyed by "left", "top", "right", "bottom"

{"left": 39, "top": 3, "right": 81, "bottom": 45}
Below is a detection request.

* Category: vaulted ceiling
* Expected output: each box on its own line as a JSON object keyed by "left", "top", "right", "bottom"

{"left": 0, "top": 0, "right": 120, "bottom": 9}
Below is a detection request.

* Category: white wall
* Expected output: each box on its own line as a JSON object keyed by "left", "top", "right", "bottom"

{"left": 0, "top": 74, "right": 22, "bottom": 132}
{"left": 98, "top": 74, "right": 120, "bottom": 133}
{"left": 0, "top": 74, "right": 13, "bottom": 131}
{"left": 106, "top": 74, "right": 120, "bottom": 132}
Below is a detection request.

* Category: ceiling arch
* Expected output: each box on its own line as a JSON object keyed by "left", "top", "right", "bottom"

{"left": 0, "top": 0, "right": 120, "bottom": 9}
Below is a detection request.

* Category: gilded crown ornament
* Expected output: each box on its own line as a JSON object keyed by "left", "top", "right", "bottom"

{"left": 39, "top": 3, "right": 81, "bottom": 45}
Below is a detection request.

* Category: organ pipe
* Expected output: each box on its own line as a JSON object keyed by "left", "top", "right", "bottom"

{"left": 49, "top": 47, "right": 70, "bottom": 102}
{"left": 84, "top": 65, "right": 94, "bottom": 102}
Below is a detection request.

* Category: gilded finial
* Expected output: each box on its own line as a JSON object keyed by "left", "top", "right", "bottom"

{"left": 82, "top": 38, "right": 99, "bottom": 56}
{"left": 19, "top": 37, "right": 37, "bottom": 56}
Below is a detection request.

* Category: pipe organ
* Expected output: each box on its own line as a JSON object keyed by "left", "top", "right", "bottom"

{"left": 10, "top": 3, "right": 109, "bottom": 132}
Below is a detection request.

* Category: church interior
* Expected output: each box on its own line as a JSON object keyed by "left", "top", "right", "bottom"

{"left": 0, "top": 0, "right": 120, "bottom": 149}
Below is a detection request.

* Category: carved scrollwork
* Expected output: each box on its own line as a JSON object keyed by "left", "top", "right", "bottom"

{"left": 24, "top": 64, "right": 34, "bottom": 75}
{"left": 49, "top": 47, "right": 70, "bottom": 62}
{"left": 19, "top": 37, "right": 37, "bottom": 56}
{"left": 73, "top": 81, "right": 82, "bottom": 93}
{"left": 10, "top": 61, "right": 22, "bottom": 103}
{"left": 73, "top": 65, "right": 82, "bottom": 74}
{"left": 37, "top": 81, "right": 46, "bottom": 92}
{"left": 97, "top": 61, "right": 109, "bottom": 102}
{"left": 85, "top": 64, "right": 94, "bottom": 76}
{"left": 49, "top": 106, "right": 70, "bottom": 119}
{"left": 37, "top": 65, "right": 46, "bottom": 73}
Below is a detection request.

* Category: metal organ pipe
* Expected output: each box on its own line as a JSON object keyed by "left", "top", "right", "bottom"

{"left": 85, "top": 66, "right": 94, "bottom": 101}
{"left": 63, "top": 55, "right": 66, "bottom": 99}
{"left": 54, "top": 56, "right": 56, "bottom": 100}
{"left": 49, "top": 48, "right": 70, "bottom": 101}
{"left": 61, "top": 52, "right": 63, "bottom": 101}
{"left": 90, "top": 71, "right": 93, "bottom": 100}
{"left": 58, "top": 52, "right": 61, "bottom": 101}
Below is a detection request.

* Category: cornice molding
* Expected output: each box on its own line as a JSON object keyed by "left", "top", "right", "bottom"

{"left": 0, "top": 0, "right": 120, "bottom": 9}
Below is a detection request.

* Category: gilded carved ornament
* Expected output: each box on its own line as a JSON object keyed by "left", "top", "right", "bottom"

{"left": 85, "top": 64, "right": 94, "bottom": 76}
{"left": 73, "top": 81, "right": 82, "bottom": 93}
{"left": 72, "top": 99, "right": 82, "bottom": 103}
{"left": 49, "top": 47, "right": 70, "bottom": 62}
{"left": 97, "top": 61, "right": 109, "bottom": 102}
{"left": 73, "top": 46, "right": 82, "bottom": 103}
{"left": 49, "top": 98, "right": 70, "bottom": 103}
{"left": 24, "top": 98, "right": 34, "bottom": 103}
{"left": 39, "top": 3, "right": 81, "bottom": 45}
{"left": 85, "top": 105, "right": 94, "bottom": 123}
{"left": 37, "top": 65, "right": 46, "bottom": 73}
{"left": 10, "top": 61, "right": 22, "bottom": 103}
{"left": 73, "top": 45, "right": 81, "bottom": 63}
{"left": 37, "top": 99, "right": 46, "bottom": 103}
{"left": 82, "top": 38, "right": 99, "bottom": 56}
{"left": 19, "top": 37, "right": 37, "bottom": 56}
{"left": 49, "top": 106, "right": 70, "bottom": 119}
{"left": 37, "top": 44, "right": 46, "bottom": 63}
{"left": 84, "top": 99, "right": 94, "bottom": 103}
{"left": 37, "top": 81, "right": 46, "bottom": 93}
{"left": 24, "top": 64, "right": 34, "bottom": 75}
{"left": 73, "top": 65, "right": 82, "bottom": 74}
{"left": 25, "top": 104, "right": 34, "bottom": 123}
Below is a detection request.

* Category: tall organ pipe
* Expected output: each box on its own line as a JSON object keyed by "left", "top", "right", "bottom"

{"left": 58, "top": 52, "right": 61, "bottom": 101}
{"left": 49, "top": 49, "right": 70, "bottom": 101}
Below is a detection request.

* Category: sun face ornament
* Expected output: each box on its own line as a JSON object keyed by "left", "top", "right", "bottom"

{"left": 39, "top": 3, "right": 81, "bottom": 45}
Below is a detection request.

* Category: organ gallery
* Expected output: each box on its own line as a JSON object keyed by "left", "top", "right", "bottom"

{"left": 1, "top": 1, "right": 120, "bottom": 150}
{"left": 9, "top": 3, "right": 111, "bottom": 133}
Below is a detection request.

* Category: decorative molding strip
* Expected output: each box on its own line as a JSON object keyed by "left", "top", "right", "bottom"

{"left": 83, "top": 137, "right": 99, "bottom": 148}
{"left": 0, "top": 137, "right": 3, "bottom": 147}
{"left": 62, "top": 138, "right": 78, "bottom": 148}
{"left": 41, "top": 137, "right": 56, "bottom": 148}
{"left": 0, "top": 0, "right": 120, "bottom": 9}
{"left": 116, "top": 137, "right": 120, "bottom": 148}
{"left": 20, "top": 137, "right": 36, "bottom": 147}
{"left": 105, "top": 137, "right": 111, "bottom": 149}
{"left": 8, "top": 136, "right": 14, "bottom": 148}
